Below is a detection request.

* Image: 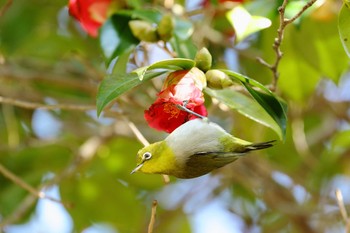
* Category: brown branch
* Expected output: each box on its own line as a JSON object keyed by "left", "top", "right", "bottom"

{"left": 336, "top": 189, "right": 350, "bottom": 233}
{"left": 0, "top": 96, "right": 96, "bottom": 111}
{"left": 0, "top": 163, "right": 63, "bottom": 204}
{"left": 0, "top": 194, "right": 37, "bottom": 230}
{"left": 0, "top": 131, "right": 111, "bottom": 228}
{"left": 257, "top": 0, "right": 318, "bottom": 91}
{"left": 148, "top": 200, "right": 158, "bottom": 233}
{"left": 157, "top": 41, "right": 177, "bottom": 58}
{"left": 0, "top": 0, "right": 13, "bottom": 18}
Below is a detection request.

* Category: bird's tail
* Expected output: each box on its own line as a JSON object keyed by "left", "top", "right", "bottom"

{"left": 243, "top": 140, "right": 276, "bottom": 153}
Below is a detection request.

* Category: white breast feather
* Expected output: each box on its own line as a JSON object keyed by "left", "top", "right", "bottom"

{"left": 165, "top": 119, "right": 229, "bottom": 165}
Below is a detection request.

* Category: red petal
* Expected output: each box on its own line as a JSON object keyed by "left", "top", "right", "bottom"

{"left": 68, "top": 0, "right": 111, "bottom": 37}
{"left": 145, "top": 102, "right": 188, "bottom": 133}
{"left": 144, "top": 101, "right": 208, "bottom": 133}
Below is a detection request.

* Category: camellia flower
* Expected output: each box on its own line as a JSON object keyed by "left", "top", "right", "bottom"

{"left": 145, "top": 67, "right": 208, "bottom": 133}
{"left": 68, "top": 0, "right": 112, "bottom": 37}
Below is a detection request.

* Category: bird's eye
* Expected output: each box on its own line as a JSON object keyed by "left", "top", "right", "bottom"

{"left": 143, "top": 152, "right": 152, "bottom": 160}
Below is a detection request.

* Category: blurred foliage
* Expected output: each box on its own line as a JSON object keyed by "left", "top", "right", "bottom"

{"left": 0, "top": 0, "right": 350, "bottom": 233}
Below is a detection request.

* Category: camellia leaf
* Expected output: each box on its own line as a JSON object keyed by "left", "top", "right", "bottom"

{"left": 173, "top": 17, "right": 193, "bottom": 41}
{"left": 96, "top": 71, "right": 166, "bottom": 116}
{"left": 219, "top": 69, "right": 287, "bottom": 140}
{"left": 100, "top": 14, "right": 139, "bottom": 64}
{"left": 205, "top": 88, "right": 283, "bottom": 140}
{"left": 226, "top": 6, "right": 271, "bottom": 42}
{"left": 338, "top": 2, "right": 350, "bottom": 58}
{"left": 170, "top": 35, "right": 197, "bottom": 59}
{"left": 117, "top": 9, "right": 162, "bottom": 23}
{"left": 133, "top": 58, "right": 195, "bottom": 80}
{"left": 98, "top": 58, "right": 195, "bottom": 116}
{"left": 242, "top": 83, "right": 287, "bottom": 141}
{"left": 130, "top": 9, "right": 162, "bottom": 23}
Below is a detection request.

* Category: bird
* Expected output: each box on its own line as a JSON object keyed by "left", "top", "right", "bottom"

{"left": 131, "top": 118, "right": 275, "bottom": 179}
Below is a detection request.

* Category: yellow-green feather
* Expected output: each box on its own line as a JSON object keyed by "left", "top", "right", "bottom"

{"left": 219, "top": 134, "right": 251, "bottom": 152}
{"left": 137, "top": 141, "right": 183, "bottom": 176}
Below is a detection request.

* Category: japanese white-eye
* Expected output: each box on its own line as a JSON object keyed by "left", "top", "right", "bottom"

{"left": 131, "top": 118, "right": 275, "bottom": 179}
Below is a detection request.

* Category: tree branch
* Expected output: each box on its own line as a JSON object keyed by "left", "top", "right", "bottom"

{"left": 0, "top": 96, "right": 96, "bottom": 111}
{"left": 148, "top": 200, "right": 158, "bottom": 233}
{"left": 335, "top": 189, "right": 350, "bottom": 233}
{"left": 0, "top": 0, "right": 13, "bottom": 18}
{"left": 257, "top": 0, "right": 318, "bottom": 91}
{"left": 0, "top": 163, "right": 63, "bottom": 204}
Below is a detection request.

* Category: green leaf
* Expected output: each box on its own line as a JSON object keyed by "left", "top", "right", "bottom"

{"left": 133, "top": 58, "right": 196, "bottom": 80}
{"left": 174, "top": 17, "right": 193, "bottom": 41}
{"left": 242, "top": 83, "right": 287, "bottom": 140}
{"left": 96, "top": 71, "right": 165, "bottom": 116}
{"left": 205, "top": 88, "right": 283, "bottom": 139}
{"left": 109, "top": 50, "right": 133, "bottom": 75}
{"left": 330, "top": 129, "right": 350, "bottom": 154}
{"left": 219, "top": 69, "right": 270, "bottom": 90}
{"left": 170, "top": 35, "right": 197, "bottom": 59}
{"left": 219, "top": 69, "right": 287, "bottom": 140}
{"left": 278, "top": 25, "right": 323, "bottom": 101}
{"left": 291, "top": 18, "right": 348, "bottom": 83}
{"left": 100, "top": 14, "right": 139, "bottom": 63}
{"left": 117, "top": 9, "right": 162, "bottom": 23}
{"left": 131, "top": 9, "right": 162, "bottom": 23}
{"left": 226, "top": 6, "right": 271, "bottom": 42}
{"left": 97, "top": 58, "right": 195, "bottom": 115}
{"left": 338, "top": 3, "right": 350, "bottom": 58}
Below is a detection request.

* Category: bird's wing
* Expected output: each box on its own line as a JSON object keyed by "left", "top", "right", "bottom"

{"left": 194, "top": 151, "right": 244, "bottom": 158}
{"left": 186, "top": 151, "right": 243, "bottom": 169}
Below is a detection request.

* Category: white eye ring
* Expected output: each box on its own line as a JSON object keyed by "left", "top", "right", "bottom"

{"left": 143, "top": 152, "right": 152, "bottom": 160}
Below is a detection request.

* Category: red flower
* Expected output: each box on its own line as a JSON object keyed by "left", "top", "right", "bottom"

{"left": 145, "top": 68, "right": 208, "bottom": 133}
{"left": 68, "top": 0, "right": 112, "bottom": 37}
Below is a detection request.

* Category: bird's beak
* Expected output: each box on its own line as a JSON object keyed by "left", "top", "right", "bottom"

{"left": 130, "top": 162, "right": 143, "bottom": 174}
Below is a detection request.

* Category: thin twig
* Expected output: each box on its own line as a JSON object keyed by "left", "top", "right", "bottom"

{"left": 122, "top": 116, "right": 170, "bottom": 184}
{"left": 285, "top": 0, "right": 318, "bottom": 24}
{"left": 125, "top": 119, "right": 150, "bottom": 146}
{"left": 176, "top": 103, "right": 206, "bottom": 119}
{"left": 335, "top": 189, "right": 350, "bottom": 233}
{"left": 157, "top": 41, "right": 177, "bottom": 58}
{"left": 0, "top": 194, "right": 37, "bottom": 230}
{"left": 0, "top": 132, "right": 110, "bottom": 228}
{"left": 257, "top": 0, "right": 318, "bottom": 91}
{"left": 148, "top": 200, "right": 158, "bottom": 233}
{"left": 0, "top": 96, "right": 96, "bottom": 111}
{"left": 0, "top": 0, "right": 13, "bottom": 18}
{"left": 0, "top": 163, "right": 63, "bottom": 204}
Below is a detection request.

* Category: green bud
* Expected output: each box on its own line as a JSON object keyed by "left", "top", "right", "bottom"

{"left": 194, "top": 47, "right": 212, "bottom": 72}
{"left": 129, "top": 20, "right": 158, "bottom": 42}
{"left": 205, "top": 69, "right": 234, "bottom": 89}
{"left": 157, "top": 14, "right": 174, "bottom": 42}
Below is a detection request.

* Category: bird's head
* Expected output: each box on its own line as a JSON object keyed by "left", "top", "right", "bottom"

{"left": 131, "top": 141, "right": 175, "bottom": 175}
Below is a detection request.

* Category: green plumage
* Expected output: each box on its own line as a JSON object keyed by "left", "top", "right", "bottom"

{"left": 182, "top": 141, "right": 275, "bottom": 178}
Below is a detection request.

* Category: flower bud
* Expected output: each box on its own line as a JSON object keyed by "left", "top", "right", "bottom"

{"left": 162, "top": 67, "right": 207, "bottom": 91}
{"left": 205, "top": 69, "right": 234, "bottom": 89}
{"left": 157, "top": 14, "right": 174, "bottom": 41}
{"left": 194, "top": 47, "right": 212, "bottom": 72}
{"left": 129, "top": 20, "right": 158, "bottom": 42}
